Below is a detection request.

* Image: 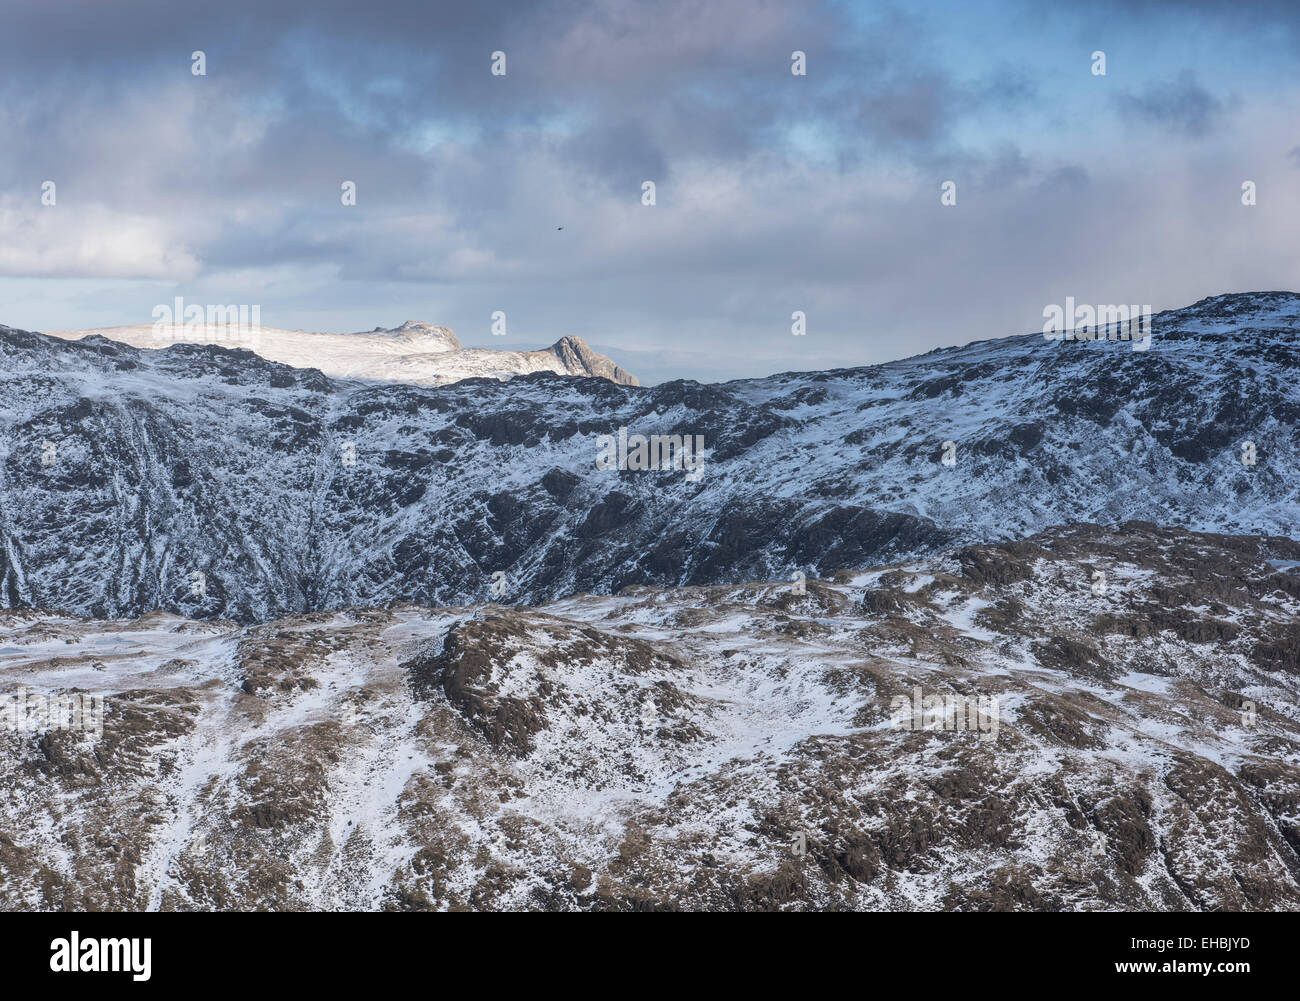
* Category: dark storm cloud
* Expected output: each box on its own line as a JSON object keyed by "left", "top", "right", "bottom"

{"left": 1, "top": 0, "right": 1026, "bottom": 291}
{"left": 0, "top": 1, "right": 1014, "bottom": 190}
{"left": 1090, "top": 0, "right": 1300, "bottom": 27}
{"left": 1114, "top": 72, "right": 1231, "bottom": 137}
{"left": 0, "top": 0, "right": 1295, "bottom": 380}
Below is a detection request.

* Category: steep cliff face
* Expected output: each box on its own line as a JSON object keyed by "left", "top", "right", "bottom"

{"left": 546, "top": 334, "right": 639, "bottom": 385}
{"left": 1, "top": 291, "right": 1297, "bottom": 623}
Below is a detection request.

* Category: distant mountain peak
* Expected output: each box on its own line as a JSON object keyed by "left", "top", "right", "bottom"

{"left": 385, "top": 321, "right": 462, "bottom": 351}
{"left": 39, "top": 319, "right": 636, "bottom": 386}
{"left": 547, "top": 335, "right": 638, "bottom": 385}
{"left": 1, "top": 290, "right": 1297, "bottom": 624}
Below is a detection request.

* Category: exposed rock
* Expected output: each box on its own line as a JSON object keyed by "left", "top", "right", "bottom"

{"left": 1, "top": 523, "right": 1298, "bottom": 911}
{"left": 2, "top": 292, "right": 1299, "bottom": 623}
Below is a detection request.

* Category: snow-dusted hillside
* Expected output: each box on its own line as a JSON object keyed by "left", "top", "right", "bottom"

{"left": 0, "top": 291, "right": 1297, "bottom": 622}
{"left": 3, "top": 523, "right": 1298, "bottom": 911}
{"left": 43, "top": 320, "right": 639, "bottom": 387}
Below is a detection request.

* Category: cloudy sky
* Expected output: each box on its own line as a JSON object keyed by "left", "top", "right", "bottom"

{"left": 1, "top": 0, "right": 1297, "bottom": 383}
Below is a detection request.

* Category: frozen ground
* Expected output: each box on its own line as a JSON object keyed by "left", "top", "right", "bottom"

{"left": 2, "top": 522, "right": 1297, "bottom": 911}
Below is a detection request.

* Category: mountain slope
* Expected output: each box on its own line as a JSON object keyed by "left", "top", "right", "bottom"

{"left": 43, "top": 320, "right": 640, "bottom": 387}
{"left": 3, "top": 523, "right": 1298, "bottom": 911}
{"left": 0, "top": 291, "right": 1296, "bottom": 623}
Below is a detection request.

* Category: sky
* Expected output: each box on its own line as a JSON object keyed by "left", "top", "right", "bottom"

{"left": 0, "top": 0, "right": 1297, "bottom": 384}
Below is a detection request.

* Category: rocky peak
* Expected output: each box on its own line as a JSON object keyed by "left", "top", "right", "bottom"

{"left": 548, "top": 335, "right": 639, "bottom": 386}
{"left": 390, "top": 321, "right": 463, "bottom": 351}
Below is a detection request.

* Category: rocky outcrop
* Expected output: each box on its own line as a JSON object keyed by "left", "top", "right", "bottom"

{"left": 547, "top": 335, "right": 638, "bottom": 386}
{"left": 2, "top": 523, "right": 1298, "bottom": 911}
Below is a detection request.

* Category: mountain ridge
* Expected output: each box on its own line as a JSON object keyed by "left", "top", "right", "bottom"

{"left": 40, "top": 319, "right": 640, "bottom": 388}
{"left": 0, "top": 290, "right": 1297, "bottom": 623}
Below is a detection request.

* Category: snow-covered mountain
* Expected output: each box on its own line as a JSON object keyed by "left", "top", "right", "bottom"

{"left": 2, "top": 293, "right": 1299, "bottom": 912}
{"left": 0, "top": 291, "right": 1296, "bottom": 622}
{"left": 43, "top": 320, "right": 639, "bottom": 387}
{"left": 4, "top": 522, "right": 1298, "bottom": 910}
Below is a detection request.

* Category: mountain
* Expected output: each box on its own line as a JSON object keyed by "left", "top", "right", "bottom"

{"left": 0, "top": 291, "right": 1296, "bottom": 623}
{"left": 43, "top": 320, "right": 640, "bottom": 387}
{"left": 4, "top": 522, "right": 1298, "bottom": 910}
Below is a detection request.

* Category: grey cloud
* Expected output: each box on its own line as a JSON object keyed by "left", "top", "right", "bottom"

{"left": 1114, "top": 72, "right": 1232, "bottom": 137}
{"left": 1, "top": 1, "right": 1296, "bottom": 381}
{"left": 1037, "top": 164, "right": 1090, "bottom": 193}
